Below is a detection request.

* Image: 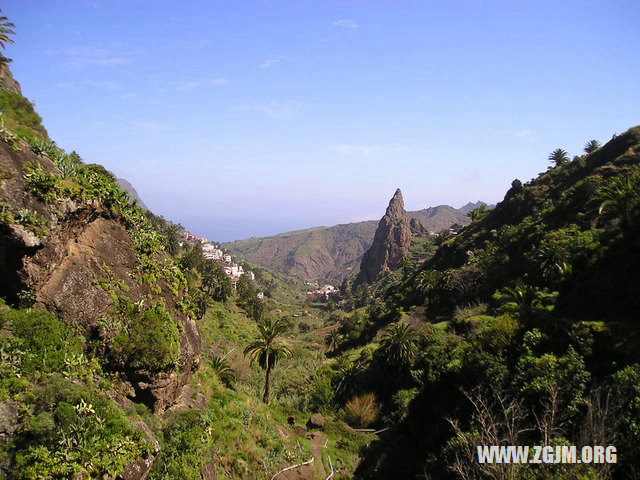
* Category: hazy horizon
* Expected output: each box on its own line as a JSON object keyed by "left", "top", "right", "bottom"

{"left": 4, "top": 1, "right": 639, "bottom": 241}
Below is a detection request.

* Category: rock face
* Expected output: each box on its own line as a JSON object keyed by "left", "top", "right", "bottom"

{"left": 0, "top": 63, "right": 21, "bottom": 94}
{"left": 0, "top": 140, "right": 200, "bottom": 413}
{"left": 355, "top": 189, "right": 412, "bottom": 285}
{"left": 307, "top": 413, "right": 325, "bottom": 429}
{"left": 409, "top": 217, "right": 427, "bottom": 235}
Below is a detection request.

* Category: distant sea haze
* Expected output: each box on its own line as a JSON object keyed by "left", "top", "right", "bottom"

{"left": 173, "top": 202, "right": 488, "bottom": 243}
{"left": 182, "top": 216, "right": 322, "bottom": 243}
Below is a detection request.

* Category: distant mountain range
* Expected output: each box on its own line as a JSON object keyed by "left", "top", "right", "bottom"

{"left": 223, "top": 201, "right": 487, "bottom": 282}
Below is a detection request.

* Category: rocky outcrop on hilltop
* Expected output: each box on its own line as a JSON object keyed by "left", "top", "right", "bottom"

{"left": 0, "top": 139, "right": 200, "bottom": 413}
{"left": 0, "top": 63, "right": 21, "bottom": 94}
{"left": 355, "top": 189, "right": 412, "bottom": 285}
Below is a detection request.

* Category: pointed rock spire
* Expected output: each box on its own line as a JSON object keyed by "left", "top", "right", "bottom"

{"left": 355, "top": 188, "right": 412, "bottom": 285}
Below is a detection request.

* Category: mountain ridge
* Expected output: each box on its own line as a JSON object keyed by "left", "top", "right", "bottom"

{"left": 223, "top": 201, "right": 488, "bottom": 282}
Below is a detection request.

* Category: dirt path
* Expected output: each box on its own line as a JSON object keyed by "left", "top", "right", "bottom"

{"left": 276, "top": 431, "right": 327, "bottom": 480}
{"left": 309, "top": 431, "right": 327, "bottom": 479}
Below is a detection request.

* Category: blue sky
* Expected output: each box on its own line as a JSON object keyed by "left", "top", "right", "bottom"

{"left": 4, "top": 1, "right": 640, "bottom": 241}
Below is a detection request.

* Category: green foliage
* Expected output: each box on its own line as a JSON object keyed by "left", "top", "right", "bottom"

{"left": 0, "top": 305, "right": 147, "bottom": 477}
{"left": 201, "top": 260, "right": 232, "bottom": 302}
{"left": 467, "top": 204, "right": 489, "bottom": 222}
{"left": 351, "top": 128, "right": 640, "bottom": 478}
{"left": 584, "top": 139, "right": 601, "bottom": 154}
{"left": 0, "top": 200, "right": 13, "bottom": 223}
{"left": 597, "top": 169, "right": 640, "bottom": 230}
{"left": 110, "top": 302, "right": 180, "bottom": 372}
{"left": 324, "top": 329, "right": 341, "bottom": 351}
{"left": 23, "top": 160, "right": 60, "bottom": 203}
{"left": 244, "top": 317, "right": 293, "bottom": 403}
{"left": 376, "top": 322, "right": 420, "bottom": 368}
{"left": 0, "top": 160, "right": 11, "bottom": 184}
{"left": 14, "top": 208, "right": 49, "bottom": 238}
{"left": 149, "top": 409, "right": 214, "bottom": 479}
{"left": 1, "top": 308, "right": 84, "bottom": 378}
{"left": 12, "top": 376, "right": 147, "bottom": 479}
{"left": 548, "top": 148, "right": 570, "bottom": 166}
{"left": 208, "top": 355, "right": 236, "bottom": 388}
{"left": 236, "top": 274, "right": 264, "bottom": 321}
{"left": 0, "top": 9, "right": 15, "bottom": 53}
{"left": 0, "top": 88, "right": 47, "bottom": 139}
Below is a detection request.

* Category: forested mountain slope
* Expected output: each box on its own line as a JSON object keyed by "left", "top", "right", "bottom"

{"left": 336, "top": 126, "right": 640, "bottom": 479}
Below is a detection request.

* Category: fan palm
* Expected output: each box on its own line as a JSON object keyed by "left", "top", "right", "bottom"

{"left": 378, "top": 322, "right": 420, "bottom": 368}
{"left": 244, "top": 317, "right": 292, "bottom": 403}
{"left": 597, "top": 171, "right": 640, "bottom": 231}
{"left": 584, "top": 140, "right": 601, "bottom": 154}
{"left": 548, "top": 148, "right": 569, "bottom": 167}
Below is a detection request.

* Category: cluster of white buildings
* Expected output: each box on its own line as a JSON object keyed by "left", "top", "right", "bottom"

{"left": 181, "top": 232, "right": 255, "bottom": 283}
{"left": 306, "top": 284, "right": 338, "bottom": 300}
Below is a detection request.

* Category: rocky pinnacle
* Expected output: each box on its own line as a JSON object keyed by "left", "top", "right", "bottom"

{"left": 355, "top": 188, "right": 412, "bottom": 285}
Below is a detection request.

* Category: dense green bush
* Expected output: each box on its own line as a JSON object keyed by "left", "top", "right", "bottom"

{"left": 0, "top": 88, "right": 48, "bottom": 139}
{"left": 110, "top": 302, "right": 180, "bottom": 372}
{"left": 12, "top": 375, "right": 148, "bottom": 479}
{"left": 1, "top": 308, "right": 84, "bottom": 377}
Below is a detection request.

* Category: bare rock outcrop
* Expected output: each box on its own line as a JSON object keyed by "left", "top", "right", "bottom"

{"left": 0, "top": 63, "right": 21, "bottom": 94}
{"left": 355, "top": 189, "right": 412, "bottom": 285}
{"left": 0, "top": 140, "right": 200, "bottom": 413}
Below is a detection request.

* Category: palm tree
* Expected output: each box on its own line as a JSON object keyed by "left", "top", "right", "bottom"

{"left": 244, "top": 317, "right": 292, "bottom": 403}
{"left": 333, "top": 359, "right": 363, "bottom": 400}
{"left": 495, "top": 280, "right": 545, "bottom": 320}
{"left": 597, "top": 171, "right": 640, "bottom": 231}
{"left": 0, "top": 11, "right": 15, "bottom": 65}
{"left": 324, "top": 329, "right": 341, "bottom": 352}
{"left": 378, "top": 322, "right": 420, "bottom": 368}
{"left": 584, "top": 140, "right": 601, "bottom": 154}
{"left": 468, "top": 204, "right": 488, "bottom": 222}
{"left": 548, "top": 148, "right": 569, "bottom": 167}
{"left": 534, "top": 244, "right": 570, "bottom": 283}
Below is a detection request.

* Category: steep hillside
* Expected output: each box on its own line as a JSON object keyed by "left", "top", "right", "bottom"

{"left": 317, "top": 126, "right": 640, "bottom": 480}
{"left": 0, "top": 61, "right": 365, "bottom": 479}
{"left": 224, "top": 203, "right": 484, "bottom": 282}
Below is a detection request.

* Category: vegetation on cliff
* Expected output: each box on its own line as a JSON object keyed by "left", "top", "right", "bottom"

{"left": 313, "top": 127, "right": 640, "bottom": 479}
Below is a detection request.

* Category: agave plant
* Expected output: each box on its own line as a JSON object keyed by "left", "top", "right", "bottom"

{"left": 57, "top": 159, "right": 79, "bottom": 179}
{"left": 15, "top": 208, "right": 35, "bottom": 225}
